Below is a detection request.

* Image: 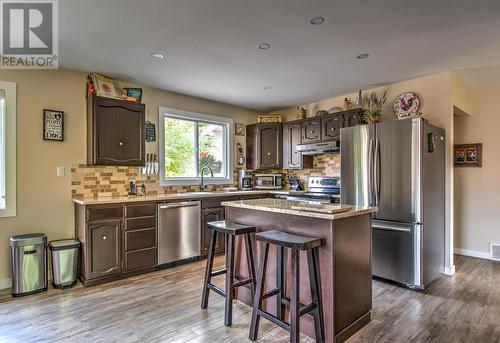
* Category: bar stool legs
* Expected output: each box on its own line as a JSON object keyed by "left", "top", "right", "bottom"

{"left": 249, "top": 242, "right": 269, "bottom": 341}
{"left": 308, "top": 248, "right": 325, "bottom": 343}
{"left": 249, "top": 229, "right": 324, "bottom": 343}
{"left": 201, "top": 230, "right": 217, "bottom": 309}
{"left": 201, "top": 221, "right": 256, "bottom": 327}
{"left": 225, "top": 234, "right": 235, "bottom": 326}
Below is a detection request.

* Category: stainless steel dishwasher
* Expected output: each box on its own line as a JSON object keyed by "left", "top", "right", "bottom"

{"left": 157, "top": 201, "right": 201, "bottom": 267}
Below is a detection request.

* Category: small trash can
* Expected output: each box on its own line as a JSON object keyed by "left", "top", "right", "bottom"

{"left": 49, "top": 239, "right": 80, "bottom": 288}
{"left": 10, "top": 233, "right": 48, "bottom": 297}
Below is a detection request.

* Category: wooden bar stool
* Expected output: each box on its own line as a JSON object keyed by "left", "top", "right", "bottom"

{"left": 201, "top": 220, "right": 257, "bottom": 327}
{"left": 249, "top": 230, "right": 325, "bottom": 343}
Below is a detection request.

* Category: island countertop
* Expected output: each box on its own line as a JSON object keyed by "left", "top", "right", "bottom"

{"left": 221, "top": 198, "right": 377, "bottom": 220}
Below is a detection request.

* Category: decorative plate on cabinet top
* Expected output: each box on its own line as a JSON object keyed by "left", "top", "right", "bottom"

{"left": 328, "top": 107, "right": 343, "bottom": 114}
{"left": 393, "top": 92, "right": 421, "bottom": 119}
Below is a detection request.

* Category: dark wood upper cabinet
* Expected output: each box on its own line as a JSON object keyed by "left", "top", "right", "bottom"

{"left": 88, "top": 220, "right": 122, "bottom": 279}
{"left": 283, "top": 121, "right": 313, "bottom": 169}
{"left": 87, "top": 96, "right": 146, "bottom": 166}
{"left": 322, "top": 113, "right": 344, "bottom": 142}
{"left": 246, "top": 123, "right": 282, "bottom": 170}
{"left": 301, "top": 118, "right": 322, "bottom": 143}
{"left": 344, "top": 109, "right": 364, "bottom": 127}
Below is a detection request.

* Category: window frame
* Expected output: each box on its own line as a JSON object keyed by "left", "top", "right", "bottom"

{"left": 0, "top": 81, "right": 16, "bottom": 217}
{"left": 159, "top": 107, "right": 233, "bottom": 186}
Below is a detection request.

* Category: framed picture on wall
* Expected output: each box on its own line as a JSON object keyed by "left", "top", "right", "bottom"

{"left": 235, "top": 123, "right": 245, "bottom": 136}
{"left": 454, "top": 143, "right": 482, "bottom": 167}
{"left": 43, "top": 109, "right": 64, "bottom": 141}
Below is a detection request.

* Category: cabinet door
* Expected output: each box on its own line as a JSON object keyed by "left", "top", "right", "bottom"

{"left": 91, "top": 96, "right": 145, "bottom": 166}
{"left": 259, "top": 123, "right": 282, "bottom": 169}
{"left": 322, "top": 114, "right": 344, "bottom": 141}
{"left": 302, "top": 118, "right": 321, "bottom": 143}
{"left": 283, "top": 122, "right": 303, "bottom": 169}
{"left": 344, "top": 110, "right": 364, "bottom": 127}
{"left": 200, "top": 207, "right": 225, "bottom": 256}
{"left": 88, "top": 220, "right": 122, "bottom": 279}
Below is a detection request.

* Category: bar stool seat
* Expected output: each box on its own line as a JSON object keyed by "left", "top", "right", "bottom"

{"left": 201, "top": 220, "right": 257, "bottom": 327}
{"left": 254, "top": 230, "right": 322, "bottom": 250}
{"left": 249, "top": 230, "right": 325, "bottom": 343}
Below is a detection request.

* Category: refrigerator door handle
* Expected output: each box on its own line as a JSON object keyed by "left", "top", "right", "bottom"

{"left": 368, "top": 139, "right": 374, "bottom": 206}
{"left": 374, "top": 138, "right": 381, "bottom": 205}
{"left": 372, "top": 223, "right": 412, "bottom": 233}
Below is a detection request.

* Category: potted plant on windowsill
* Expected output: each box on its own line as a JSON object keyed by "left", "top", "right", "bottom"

{"left": 362, "top": 91, "right": 387, "bottom": 124}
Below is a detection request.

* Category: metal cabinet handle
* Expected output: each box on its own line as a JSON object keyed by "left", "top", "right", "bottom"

{"left": 102, "top": 235, "right": 107, "bottom": 240}
{"left": 267, "top": 152, "right": 271, "bottom": 155}
{"left": 119, "top": 142, "right": 124, "bottom": 146}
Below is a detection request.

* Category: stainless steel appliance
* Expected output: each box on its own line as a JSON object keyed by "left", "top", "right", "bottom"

{"left": 284, "top": 176, "right": 341, "bottom": 204}
{"left": 49, "top": 239, "right": 80, "bottom": 288}
{"left": 10, "top": 233, "right": 48, "bottom": 296}
{"left": 157, "top": 201, "right": 201, "bottom": 267}
{"left": 341, "top": 117, "right": 445, "bottom": 289}
{"left": 254, "top": 173, "right": 283, "bottom": 190}
{"left": 296, "top": 141, "right": 340, "bottom": 155}
{"left": 238, "top": 170, "right": 254, "bottom": 190}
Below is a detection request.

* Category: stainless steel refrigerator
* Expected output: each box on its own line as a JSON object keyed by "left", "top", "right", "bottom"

{"left": 340, "top": 117, "right": 445, "bottom": 289}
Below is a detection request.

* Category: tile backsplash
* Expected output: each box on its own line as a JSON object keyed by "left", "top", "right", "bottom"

{"left": 70, "top": 154, "right": 340, "bottom": 198}
{"left": 70, "top": 165, "right": 236, "bottom": 198}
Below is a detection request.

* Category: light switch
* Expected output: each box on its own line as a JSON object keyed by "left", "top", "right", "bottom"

{"left": 56, "top": 166, "right": 65, "bottom": 177}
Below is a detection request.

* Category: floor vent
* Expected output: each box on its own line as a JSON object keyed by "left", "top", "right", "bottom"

{"left": 490, "top": 243, "right": 500, "bottom": 261}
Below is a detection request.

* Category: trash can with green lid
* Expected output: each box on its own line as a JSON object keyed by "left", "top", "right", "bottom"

{"left": 49, "top": 239, "right": 80, "bottom": 288}
{"left": 10, "top": 233, "right": 48, "bottom": 297}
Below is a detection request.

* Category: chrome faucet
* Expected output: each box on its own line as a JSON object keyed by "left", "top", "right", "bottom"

{"left": 200, "top": 166, "right": 214, "bottom": 191}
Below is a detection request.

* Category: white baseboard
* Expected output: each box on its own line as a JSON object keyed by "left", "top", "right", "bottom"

{"left": 444, "top": 265, "right": 455, "bottom": 275}
{"left": 454, "top": 248, "right": 490, "bottom": 260}
{"left": 0, "top": 278, "right": 12, "bottom": 290}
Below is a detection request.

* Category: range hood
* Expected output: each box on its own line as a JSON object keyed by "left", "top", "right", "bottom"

{"left": 296, "top": 141, "right": 340, "bottom": 155}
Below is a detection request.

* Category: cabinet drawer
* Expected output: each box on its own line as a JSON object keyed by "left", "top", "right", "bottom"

{"left": 125, "top": 216, "right": 156, "bottom": 231}
{"left": 87, "top": 206, "right": 123, "bottom": 221}
{"left": 125, "top": 203, "right": 156, "bottom": 218}
{"left": 201, "top": 197, "right": 238, "bottom": 209}
{"left": 125, "top": 228, "right": 156, "bottom": 251}
{"left": 124, "top": 248, "right": 156, "bottom": 271}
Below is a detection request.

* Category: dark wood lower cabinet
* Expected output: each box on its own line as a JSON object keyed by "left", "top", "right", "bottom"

{"left": 88, "top": 220, "right": 122, "bottom": 279}
{"left": 200, "top": 207, "right": 225, "bottom": 257}
{"left": 75, "top": 202, "right": 157, "bottom": 286}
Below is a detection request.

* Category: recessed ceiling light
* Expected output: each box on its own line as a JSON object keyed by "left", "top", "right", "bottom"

{"left": 150, "top": 52, "right": 164, "bottom": 60}
{"left": 310, "top": 16, "right": 325, "bottom": 25}
{"left": 356, "top": 53, "right": 369, "bottom": 59}
{"left": 264, "top": 86, "right": 272, "bottom": 90}
{"left": 258, "top": 42, "right": 271, "bottom": 50}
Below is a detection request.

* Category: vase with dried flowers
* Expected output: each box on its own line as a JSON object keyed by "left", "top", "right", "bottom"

{"left": 362, "top": 91, "right": 387, "bottom": 123}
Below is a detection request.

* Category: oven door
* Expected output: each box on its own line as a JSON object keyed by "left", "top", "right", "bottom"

{"left": 372, "top": 219, "right": 422, "bottom": 288}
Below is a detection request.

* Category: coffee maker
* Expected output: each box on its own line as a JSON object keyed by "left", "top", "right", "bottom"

{"left": 238, "top": 170, "right": 254, "bottom": 190}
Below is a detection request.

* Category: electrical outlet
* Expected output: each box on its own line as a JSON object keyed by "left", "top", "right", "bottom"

{"left": 56, "top": 166, "right": 65, "bottom": 177}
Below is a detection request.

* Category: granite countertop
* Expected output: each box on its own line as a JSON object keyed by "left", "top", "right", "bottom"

{"left": 221, "top": 198, "right": 377, "bottom": 220}
{"left": 73, "top": 190, "right": 281, "bottom": 205}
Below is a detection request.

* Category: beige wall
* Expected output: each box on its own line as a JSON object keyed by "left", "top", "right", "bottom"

{"left": 0, "top": 69, "right": 258, "bottom": 284}
{"left": 454, "top": 85, "right": 500, "bottom": 255}
{"left": 278, "top": 72, "right": 457, "bottom": 272}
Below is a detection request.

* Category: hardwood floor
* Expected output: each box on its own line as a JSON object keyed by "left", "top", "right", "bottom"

{"left": 0, "top": 255, "right": 498, "bottom": 342}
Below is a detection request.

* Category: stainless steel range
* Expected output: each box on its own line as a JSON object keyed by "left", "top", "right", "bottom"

{"left": 285, "top": 176, "right": 341, "bottom": 204}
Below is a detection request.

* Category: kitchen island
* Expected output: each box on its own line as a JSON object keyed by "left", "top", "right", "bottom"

{"left": 222, "top": 198, "right": 377, "bottom": 343}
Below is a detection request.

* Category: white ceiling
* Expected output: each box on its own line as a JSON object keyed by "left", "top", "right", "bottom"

{"left": 60, "top": 0, "right": 500, "bottom": 110}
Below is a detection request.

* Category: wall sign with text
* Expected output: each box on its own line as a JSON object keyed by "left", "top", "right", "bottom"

{"left": 43, "top": 109, "right": 64, "bottom": 141}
